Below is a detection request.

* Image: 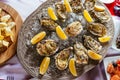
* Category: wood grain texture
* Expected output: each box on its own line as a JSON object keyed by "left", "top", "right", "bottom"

{"left": 0, "top": 2, "right": 23, "bottom": 65}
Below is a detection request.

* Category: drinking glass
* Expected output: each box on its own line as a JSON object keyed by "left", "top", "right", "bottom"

{"left": 114, "top": 0, "right": 120, "bottom": 16}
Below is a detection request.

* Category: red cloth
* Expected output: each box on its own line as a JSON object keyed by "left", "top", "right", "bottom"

{"left": 105, "top": 1, "right": 116, "bottom": 15}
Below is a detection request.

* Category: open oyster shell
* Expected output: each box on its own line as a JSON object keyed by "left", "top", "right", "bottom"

{"left": 90, "top": 10, "right": 110, "bottom": 23}
{"left": 69, "top": 0, "right": 82, "bottom": 13}
{"left": 84, "top": 0, "right": 96, "bottom": 11}
{"left": 36, "top": 39, "right": 59, "bottom": 56}
{"left": 65, "top": 21, "right": 83, "bottom": 37}
{"left": 84, "top": 35, "right": 102, "bottom": 53}
{"left": 55, "top": 47, "right": 73, "bottom": 70}
{"left": 55, "top": 2, "right": 67, "bottom": 22}
{"left": 88, "top": 23, "right": 107, "bottom": 37}
{"left": 74, "top": 42, "right": 88, "bottom": 64}
{"left": 40, "top": 18, "right": 59, "bottom": 30}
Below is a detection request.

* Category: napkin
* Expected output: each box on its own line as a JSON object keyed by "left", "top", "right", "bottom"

{"left": 105, "top": 1, "right": 116, "bottom": 15}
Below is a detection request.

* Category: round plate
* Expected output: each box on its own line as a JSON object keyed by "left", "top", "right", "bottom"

{"left": 0, "top": 2, "right": 23, "bottom": 65}
{"left": 17, "top": 0, "right": 114, "bottom": 79}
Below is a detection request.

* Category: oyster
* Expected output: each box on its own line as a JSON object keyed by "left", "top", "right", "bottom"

{"left": 40, "top": 18, "right": 58, "bottom": 30}
{"left": 74, "top": 42, "right": 88, "bottom": 64}
{"left": 84, "top": 0, "right": 96, "bottom": 11}
{"left": 65, "top": 21, "right": 83, "bottom": 37}
{"left": 84, "top": 35, "right": 102, "bottom": 53}
{"left": 36, "top": 39, "right": 59, "bottom": 56}
{"left": 88, "top": 23, "right": 107, "bottom": 37}
{"left": 55, "top": 47, "right": 73, "bottom": 70}
{"left": 69, "top": 0, "right": 82, "bottom": 13}
{"left": 55, "top": 2, "right": 67, "bottom": 22}
{"left": 90, "top": 10, "right": 110, "bottom": 23}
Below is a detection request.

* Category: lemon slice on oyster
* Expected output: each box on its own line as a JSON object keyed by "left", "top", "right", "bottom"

{"left": 56, "top": 26, "right": 68, "bottom": 40}
{"left": 69, "top": 58, "right": 77, "bottom": 76}
{"left": 39, "top": 57, "right": 50, "bottom": 75}
{"left": 88, "top": 50, "right": 102, "bottom": 60}
{"left": 48, "top": 7, "right": 58, "bottom": 21}
{"left": 98, "top": 36, "right": 111, "bottom": 43}
{"left": 64, "top": 0, "right": 72, "bottom": 12}
{"left": 83, "top": 10, "right": 93, "bottom": 23}
{"left": 31, "top": 31, "right": 46, "bottom": 44}
{"left": 94, "top": 5, "right": 105, "bottom": 12}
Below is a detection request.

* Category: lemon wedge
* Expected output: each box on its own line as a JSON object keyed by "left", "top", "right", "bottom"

{"left": 39, "top": 57, "right": 50, "bottom": 75}
{"left": 56, "top": 26, "right": 68, "bottom": 40}
{"left": 83, "top": 10, "right": 93, "bottom": 23}
{"left": 98, "top": 36, "right": 111, "bottom": 43}
{"left": 88, "top": 50, "right": 102, "bottom": 60}
{"left": 64, "top": 0, "right": 72, "bottom": 12}
{"left": 94, "top": 5, "right": 105, "bottom": 12}
{"left": 69, "top": 58, "right": 77, "bottom": 76}
{"left": 48, "top": 7, "right": 58, "bottom": 21}
{"left": 31, "top": 31, "right": 46, "bottom": 44}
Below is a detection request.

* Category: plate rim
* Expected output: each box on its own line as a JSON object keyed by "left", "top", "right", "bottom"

{"left": 103, "top": 55, "right": 120, "bottom": 80}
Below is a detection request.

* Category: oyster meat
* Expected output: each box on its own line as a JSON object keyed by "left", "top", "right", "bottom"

{"left": 88, "top": 23, "right": 107, "bottom": 37}
{"left": 84, "top": 0, "right": 96, "bottom": 11}
{"left": 74, "top": 42, "right": 88, "bottom": 64}
{"left": 55, "top": 2, "right": 67, "bottom": 21}
{"left": 36, "top": 39, "right": 59, "bottom": 56}
{"left": 40, "top": 18, "right": 59, "bottom": 30}
{"left": 55, "top": 47, "right": 73, "bottom": 70}
{"left": 84, "top": 35, "right": 102, "bottom": 53}
{"left": 90, "top": 10, "right": 110, "bottom": 23}
{"left": 65, "top": 21, "right": 83, "bottom": 37}
{"left": 69, "top": 0, "right": 82, "bottom": 13}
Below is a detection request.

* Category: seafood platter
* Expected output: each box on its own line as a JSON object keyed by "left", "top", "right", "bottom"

{"left": 17, "top": 0, "right": 114, "bottom": 79}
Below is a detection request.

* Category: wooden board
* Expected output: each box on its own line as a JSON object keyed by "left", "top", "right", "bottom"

{"left": 0, "top": 2, "right": 23, "bottom": 65}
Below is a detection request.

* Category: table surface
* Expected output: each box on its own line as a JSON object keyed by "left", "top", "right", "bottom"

{"left": 0, "top": 0, "right": 120, "bottom": 80}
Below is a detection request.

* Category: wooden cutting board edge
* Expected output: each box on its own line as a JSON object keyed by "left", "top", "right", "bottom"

{"left": 0, "top": 2, "right": 23, "bottom": 65}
